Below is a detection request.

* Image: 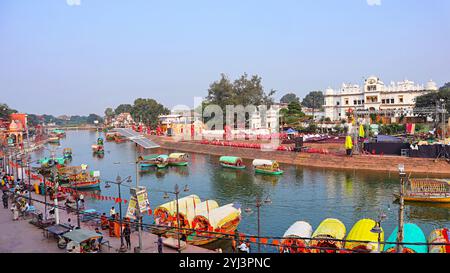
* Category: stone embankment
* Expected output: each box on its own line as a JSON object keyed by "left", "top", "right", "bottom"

{"left": 149, "top": 136, "right": 450, "bottom": 176}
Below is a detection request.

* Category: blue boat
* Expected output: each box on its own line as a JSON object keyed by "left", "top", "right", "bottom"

{"left": 384, "top": 223, "right": 427, "bottom": 253}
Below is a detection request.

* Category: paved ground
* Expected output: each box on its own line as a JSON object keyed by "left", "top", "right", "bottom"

{"left": 0, "top": 182, "right": 214, "bottom": 253}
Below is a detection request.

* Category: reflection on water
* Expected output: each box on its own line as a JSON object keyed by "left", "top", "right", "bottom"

{"left": 29, "top": 131, "right": 450, "bottom": 252}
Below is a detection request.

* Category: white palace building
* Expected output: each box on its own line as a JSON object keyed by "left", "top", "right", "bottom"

{"left": 324, "top": 76, "right": 438, "bottom": 121}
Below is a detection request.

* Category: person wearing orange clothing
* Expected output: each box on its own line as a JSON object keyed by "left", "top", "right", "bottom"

{"left": 100, "top": 213, "right": 108, "bottom": 230}
{"left": 114, "top": 214, "right": 121, "bottom": 238}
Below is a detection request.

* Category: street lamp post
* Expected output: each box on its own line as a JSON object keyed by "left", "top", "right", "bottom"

{"left": 397, "top": 164, "right": 406, "bottom": 253}
{"left": 162, "top": 184, "right": 189, "bottom": 253}
{"left": 105, "top": 175, "right": 132, "bottom": 252}
{"left": 370, "top": 210, "right": 387, "bottom": 253}
{"left": 251, "top": 195, "right": 272, "bottom": 253}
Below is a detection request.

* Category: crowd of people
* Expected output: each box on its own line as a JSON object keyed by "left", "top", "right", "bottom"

{"left": 1, "top": 172, "right": 34, "bottom": 221}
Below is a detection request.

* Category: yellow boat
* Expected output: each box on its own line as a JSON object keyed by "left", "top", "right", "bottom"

{"left": 172, "top": 200, "right": 219, "bottom": 232}
{"left": 344, "top": 219, "right": 384, "bottom": 252}
{"left": 394, "top": 178, "right": 450, "bottom": 203}
{"left": 310, "top": 218, "right": 346, "bottom": 253}
{"left": 153, "top": 195, "right": 201, "bottom": 227}
{"left": 189, "top": 203, "right": 241, "bottom": 245}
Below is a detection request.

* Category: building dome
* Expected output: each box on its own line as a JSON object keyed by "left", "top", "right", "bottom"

{"left": 325, "top": 87, "right": 334, "bottom": 95}
{"left": 426, "top": 80, "right": 438, "bottom": 91}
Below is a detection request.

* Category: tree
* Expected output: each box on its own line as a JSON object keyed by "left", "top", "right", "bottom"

{"left": 280, "top": 93, "right": 299, "bottom": 104}
{"left": 206, "top": 73, "right": 275, "bottom": 108}
{"left": 301, "top": 91, "right": 324, "bottom": 109}
{"left": 87, "top": 114, "right": 103, "bottom": 124}
{"left": 114, "top": 104, "right": 133, "bottom": 115}
{"left": 0, "top": 103, "right": 17, "bottom": 119}
{"left": 287, "top": 101, "right": 303, "bottom": 115}
{"left": 415, "top": 83, "right": 450, "bottom": 114}
{"left": 104, "top": 107, "right": 114, "bottom": 118}
{"left": 131, "top": 98, "right": 169, "bottom": 127}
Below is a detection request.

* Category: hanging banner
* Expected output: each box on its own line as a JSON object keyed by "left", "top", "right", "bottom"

{"left": 126, "top": 195, "right": 137, "bottom": 219}
{"left": 136, "top": 187, "right": 151, "bottom": 213}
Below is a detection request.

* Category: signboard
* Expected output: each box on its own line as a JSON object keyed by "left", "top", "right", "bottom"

{"left": 127, "top": 186, "right": 151, "bottom": 217}
{"left": 125, "top": 195, "right": 137, "bottom": 220}
{"left": 136, "top": 188, "right": 151, "bottom": 213}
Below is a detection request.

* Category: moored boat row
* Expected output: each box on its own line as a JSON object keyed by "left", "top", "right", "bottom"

{"left": 281, "top": 218, "right": 449, "bottom": 253}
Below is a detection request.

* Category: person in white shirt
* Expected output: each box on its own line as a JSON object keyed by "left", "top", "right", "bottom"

{"left": 238, "top": 242, "right": 249, "bottom": 253}
{"left": 109, "top": 206, "right": 116, "bottom": 217}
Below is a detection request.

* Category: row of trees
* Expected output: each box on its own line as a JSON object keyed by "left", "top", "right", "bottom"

{"left": 104, "top": 98, "right": 169, "bottom": 127}
{"left": 0, "top": 102, "right": 103, "bottom": 127}
{"left": 280, "top": 91, "right": 325, "bottom": 109}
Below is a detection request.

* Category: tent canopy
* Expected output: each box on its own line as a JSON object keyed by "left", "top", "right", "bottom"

{"left": 283, "top": 221, "right": 313, "bottom": 238}
{"left": 286, "top": 128, "right": 298, "bottom": 134}
{"left": 62, "top": 229, "right": 102, "bottom": 243}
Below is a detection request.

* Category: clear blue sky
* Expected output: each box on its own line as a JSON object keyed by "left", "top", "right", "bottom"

{"left": 1, "top": 0, "right": 449, "bottom": 116}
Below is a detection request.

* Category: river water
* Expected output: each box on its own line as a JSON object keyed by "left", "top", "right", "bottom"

{"left": 30, "top": 130, "right": 449, "bottom": 252}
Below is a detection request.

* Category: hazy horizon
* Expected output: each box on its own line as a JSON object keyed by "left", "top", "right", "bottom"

{"left": 1, "top": 0, "right": 449, "bottom": 116}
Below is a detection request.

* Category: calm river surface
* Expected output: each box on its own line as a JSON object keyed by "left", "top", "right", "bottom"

{"left": 30, "top": 131, "right": 449, "bottom": 252}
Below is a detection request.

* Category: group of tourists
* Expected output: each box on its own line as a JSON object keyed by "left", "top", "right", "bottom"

{"left": 1, "top": 172, "right": 34, "bottom": 221}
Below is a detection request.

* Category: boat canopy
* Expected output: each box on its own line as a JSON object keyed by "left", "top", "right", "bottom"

{"left": 139, "top": 154, "right": 159, "bottom": 161}
{"left": 409, "top": 179, "right": 450, "bottom": 193}
{"left": 344, "top": 219, "right": 384, "bottom": 252}
{"left": 283, "top": 221, "right": 313, "bottom": 239}
{"left": 158, "top": 154, "right": 169, "bottom": 160}
{"left": 169, "top": 153, "right": 188, "bottom": 159}
{"left": 312, "top": 218, "right": 346, "bottom": 240}
{"left": 193, "top": 203, "right": 241, "bottom": 229}
{"left": 63, "top": 148, "right": 72, "bottom": 153}
{"left": 52, "top": 129, "right": 65, "bottom": 134}
{"left": 219, "top": 156, "right": 243, "bottom": 164}
{"left": 59, "top": 166, "right": 84, "bottom": 175}
{"left": 179, "top": 200, "right": 220, "bottom": 223}
{"left": 252, "top": 159, "right": 279, "bottom": 168}
{"left": 384, "top": 223, "right": 427, "bottom": 253}
{"left": 154, "top": 195, "right": 201, "bottom": 216}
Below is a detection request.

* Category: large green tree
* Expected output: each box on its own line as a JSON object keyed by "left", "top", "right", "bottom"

{"left": 131, "top": 98, "right": 169, "bottom": 127}
{"left": 206, "top": 73, "right": 275, "bottom": 108}
{"left": 104, "top": 107, "right": 114, "bottom": 118}
{"left": 280, "top": 93, "right": 300, "bottom": 104}
{"left": 415, "top": 83, "right": 450, "bottom": 113}
{"left": 114, "top": 104, "right": 133, "bottom": 115}
{"left": 301, "top": 91, "right": 324, "bottom": 109}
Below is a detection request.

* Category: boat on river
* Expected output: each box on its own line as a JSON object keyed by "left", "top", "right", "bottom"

{"left": 168, "top": 153, "right": 189, "bottom": 166}
{"left": 394, "top": 178, "right": 450, "bottom": 203}
{"left": 63, "top": 148, "right": 73, "bottom": 160}
{"left": 156, "top": 155, "right": 169, "bottom": 168}
{"left": 58, "top": 165, "right": 101, "bottom": 190}
{"left": 189, "top": 203, "right": 242, "bottom": 245}
{"left": 344, "top": 219, "right": 384, "bottom": 252}
{"left": 139, "top": 154, "right": 160, "bottom": 168}
{"left": 48, "top": 137, "right": 60, "bottom": 144}
{"left": 309, "top": 218, "right": 346, "bottom": 253}
{"left": 39, "top": 156, "right": 66, "bottom": 168}
{"left": 384, "top": 223, "right": 427, "bottom": 253}
{"left": 280, "top": 221, "right": 313, "bottom": 253}
{"left": 428, "top": 228, "right": 450, "bottom": 253}
{"left": 51, "top": 129, "right": 66, "bottom": 138}
{"left": 172, "top": 200, "right": 219, "bottom": 232}
{"left": 105, "top": 132, "right": 116, "bottom": 141}
{"left": 219, "top": 156, "right": 246, "bottom": 170}
{"left": 154, "top": 195, "right": 202, "bottom": 227}
{"left": 252, "top": 159, "right": 283, "bottom": 175}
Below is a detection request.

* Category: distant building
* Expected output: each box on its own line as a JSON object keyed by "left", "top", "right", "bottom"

{"left": 112, "top": 112, "right": 134, "bottom": 128}
{"left": 324, "top": 76, "right": 438, "bottom": 121}
{"left": 0, "top": 113, "right": 28, "bottom": 148}
{"left": 250, "top": 106, "right": 280, "bottom": 132}
{"left": 302, "top": 107, "right": 325, "bottom": 121}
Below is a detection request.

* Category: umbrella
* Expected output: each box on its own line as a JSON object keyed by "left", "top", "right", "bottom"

{"left": 359, "top": 124, "right": 365, "bottom": 138}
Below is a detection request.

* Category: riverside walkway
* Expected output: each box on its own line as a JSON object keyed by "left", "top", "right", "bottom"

{"left": 0, "top": 183, "right": 214, "bottom": 253}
